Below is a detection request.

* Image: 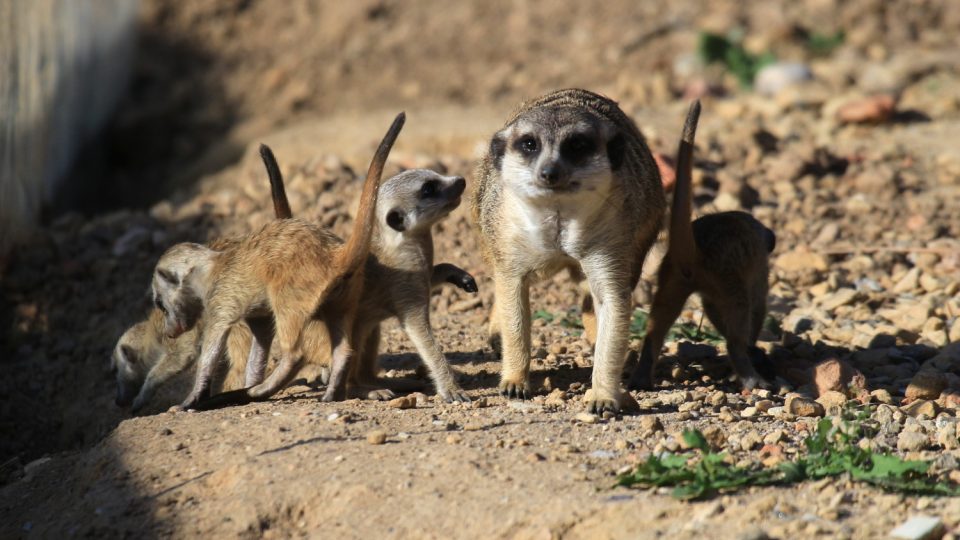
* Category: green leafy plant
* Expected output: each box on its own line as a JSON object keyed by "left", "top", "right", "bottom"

{"left": 533, "top": 309, "right": 583, "bottom": 336}
{"left": 618, "top": 406, "right": 960, "bottom": 500}
{"left": 698, "top": 32, "right": 775, "bottom": 88}
{"left": 806, "top": 31, "right": 844, "bottom": 56}
{"left": 629, "top": 309, "right": 725, "bottom": 345}
{"left": 616, "top": 430, "right": 783, "bottom": 500}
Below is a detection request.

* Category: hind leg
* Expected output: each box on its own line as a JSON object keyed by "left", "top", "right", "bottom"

{"left": 246, "top": 309, "right": 308, "bottom": 400}
{"left": 346, "top": 324, "right": 394, "bottom": 401}
{"left": 628, "top": 273, "right": 692, "bottom": 391}
{"left": 243, "top": 317, "right": 274, "bottom": 386}
{"left": 703, "top": 297, "right": 767, "bottom": 391}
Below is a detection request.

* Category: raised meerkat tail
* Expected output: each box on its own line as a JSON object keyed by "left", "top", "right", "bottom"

{"left": 335, "top": 112, "right": 406, "bottom": 275}
{"left": 669, "top": 100, "right": 701, "bottom": 272}
{"left": 259, "top": 143, "right": 293, "bottom": 219}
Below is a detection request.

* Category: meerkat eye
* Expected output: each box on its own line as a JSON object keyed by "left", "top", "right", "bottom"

{"left": 420, "top": 180, "right": 439, "bottom": 198}
{"left": 561, "top": 134, "right": 595, "bottom": 161}
{"left": 515, "top": 136, "right": 539, "bottom": 156}
{"left": 157, "top": 268, "right": 179, "bottom": 286}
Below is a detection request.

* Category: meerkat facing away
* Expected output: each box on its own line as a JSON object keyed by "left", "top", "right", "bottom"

{"left": 152, "top": 113, "right": 405, "bottom": 409}
{"left": 472, "top": 89, "right": 666, "bottom": 413}
{"left": 198, "top": 167, "right": 478, "bottom": 409}
{"left": 627, "top": 101, "right": 776, "bottom": 392}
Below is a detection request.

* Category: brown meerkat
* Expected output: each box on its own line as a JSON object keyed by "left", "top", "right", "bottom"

{"left": 119, "top": 141, "right": 477, "bottom": 411}
{"left": 197, "top": 167, "right": 478, "bottom": 409}
{"left": 472, "top": 89, "right": 666, "bottom": 413}
{"left": 152, "top": 113, "right": 405, "bottom": 409}
{"left": 627, "top": 101, "right": 776, "bottom": 392}
{"left": 112, "top": 145, "right": 299, "bottom": 413}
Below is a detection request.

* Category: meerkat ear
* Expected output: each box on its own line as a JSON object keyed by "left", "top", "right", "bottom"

{"left": 490, "top": 131, "right": 508, "bottom": 170}
{"left": 606, "top": 133, "right": 626, "bottom": 171}
{"left": 386, "top": 209, "right": 406, "bottom": 232}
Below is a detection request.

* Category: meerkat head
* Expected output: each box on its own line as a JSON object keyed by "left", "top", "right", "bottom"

{"left": 489, "top": 106, "right": 625, "bottom": 198}
{"left": 151, "top": 242, "right": 214, "bottom": 338}
{"left": 378, "top": 169, "right": 467, "bottom": 234}
{"left": 111, "top": 321, "right": 156, "bottom": 407}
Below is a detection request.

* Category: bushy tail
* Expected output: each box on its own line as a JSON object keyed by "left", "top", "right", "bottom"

{"left": 259, "top": 144, "right": 293, "bottom": 219}
{"left": 335, "top": 112, "right": 406, "bottom": 275}
{"left": 669, "top": 100, "right": 701, "bottom": 271}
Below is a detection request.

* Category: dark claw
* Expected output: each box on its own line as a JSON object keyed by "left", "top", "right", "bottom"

{"left": 461, "top": 276, "right": 478, "bottom": 293}
{"left": 448, "top": 273, "right": 478, "bottom": 293}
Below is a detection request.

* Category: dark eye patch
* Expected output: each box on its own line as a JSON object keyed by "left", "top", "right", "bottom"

{"left": 561, "top": 133, "right": 596, "bottom": 162}
{"left": 420, "top": 180, "right": 439, "bottom": 198}
{"left": 513, "top": 135, "right": 539, "bottom": 157}
{"left": 157, "top": 268, "right": 179, "bottom": 286}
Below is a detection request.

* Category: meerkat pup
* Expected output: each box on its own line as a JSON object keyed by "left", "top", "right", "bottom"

{"left": 152, "top": 113, "right": 405, "bottom": 410}
{"left": 111, "top": 144, "right": 297, "bottom": 413}
{"left": 472, "top": 89, "right": 666, "bottom": 413}
{"left": 627, "top": 101, "right": 776, "bottom": 392}
{"left": 198, "top": 167, "right": 478, "bottom": 409}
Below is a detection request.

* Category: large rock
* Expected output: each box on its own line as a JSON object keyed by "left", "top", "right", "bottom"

{"left": 905, "top": 371, "right": 947, "bottom": 401}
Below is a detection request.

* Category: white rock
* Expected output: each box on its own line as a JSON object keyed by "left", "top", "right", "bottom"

{"left": 755, "top": 62, "right": 813, "bottom": 97}
{"left": 889, "top": 515, "right": 943, "bottom": 540}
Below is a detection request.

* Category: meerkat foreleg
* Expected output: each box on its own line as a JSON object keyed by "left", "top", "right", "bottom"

{"left": 581, "top": 257, "right": 633, "bottom": 413}
{"left": 431, "top": 263, "right": 478, "bottom": 293}
{"left": 628, "top": 273, "right": 692, "bottom": 391}
{"left": 493, "top": 268, "right": 532, "bottom": 399}
{"left": 132, "top": 363, "right": 182, "bottom": 413}
{"left": 180, "top": 323, "right": 230, "bottom": 409}
{"left": 399, "top": 304, "right": 469, "bottom": 402}
{"left": 243, "top": 317, "right": 274, "bottom": 386}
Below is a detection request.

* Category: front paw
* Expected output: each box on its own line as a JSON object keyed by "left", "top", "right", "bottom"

{"left": 321, "top": 385, "right": 347, "bottom": 402}
{"left": 131, "top": 395, "right": 148, "bottom": 414}
{"left": 459, "top": 275, "right": 478, "bottom": 293}
{"left": 584, "top": 387, "right": 621, "bottom": 414}
{"left": 499, "top": 376, "right": 530, "bottom": 400}
{"left": 179, "top": 393, "right": 202, "bottom": 411}
{"left": 439, "top": 385, "right": 471, "bottom": 403}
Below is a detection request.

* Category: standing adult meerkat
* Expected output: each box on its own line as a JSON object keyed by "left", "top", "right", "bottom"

{"left": 627, "top": 101, "right": 776, "bottom": 392}
{"left": 152, "top": 113, "right": 405, "bottom": 409}
{"left": 472, "top": 89, "right": 666, "bottom": 413}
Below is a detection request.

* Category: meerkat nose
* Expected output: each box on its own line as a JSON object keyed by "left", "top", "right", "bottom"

{"left": 539, "top": 165, "right": 560, "bottom": 185}
{"left": 451, "top": 176, "right": 466, "bottom": 195}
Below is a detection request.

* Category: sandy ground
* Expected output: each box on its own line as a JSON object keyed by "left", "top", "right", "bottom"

{"left": 4, "top": 0, "right": 960, "bottom": 538}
